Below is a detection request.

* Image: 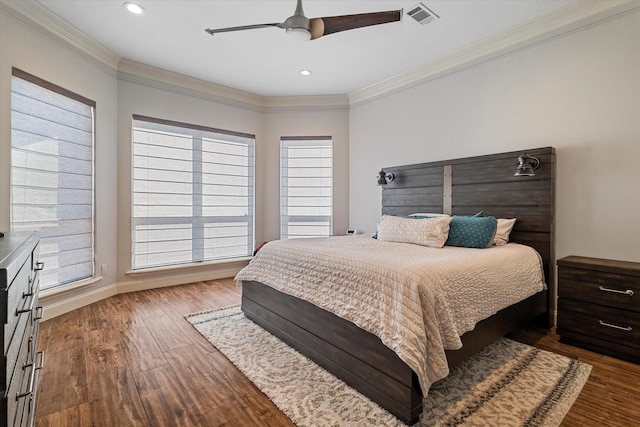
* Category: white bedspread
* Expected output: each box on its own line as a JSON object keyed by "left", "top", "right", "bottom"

{"left": 235, "top": 234, "right": 546, "bottom": 394}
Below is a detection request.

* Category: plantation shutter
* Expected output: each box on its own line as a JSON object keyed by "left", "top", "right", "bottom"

{"left": 10, "top": 68, "right": 95, "bottom": 289}
{"left": 280, "top": 137, "right": 333, "bottom": 239}
{"left": 132, "top": 115, "right": 255, "bottom": 269}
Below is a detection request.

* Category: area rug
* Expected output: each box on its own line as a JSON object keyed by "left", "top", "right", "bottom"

{"left": 186, "top": 306, "right": 591, "bottom": 427}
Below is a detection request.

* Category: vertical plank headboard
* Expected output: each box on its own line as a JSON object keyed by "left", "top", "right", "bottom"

{"left": 381, "top": 147, "right": 556, "bottom": 321}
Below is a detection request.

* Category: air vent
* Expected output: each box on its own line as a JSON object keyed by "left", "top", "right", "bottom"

{"left": 407, "top": 3, "right": 439, "bottom": 25}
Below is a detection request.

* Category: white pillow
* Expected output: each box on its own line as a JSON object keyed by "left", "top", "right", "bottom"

{"left": 376, "top": 215, "right": 452, "bottom": 248}
{"left": 494, "top": 218, "right": 516, "bottom": 245}
{"left": 408, "top": 213, "right": 450, "bottom": 218}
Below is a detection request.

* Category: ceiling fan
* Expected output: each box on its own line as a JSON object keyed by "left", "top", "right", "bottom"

{"left": 205, "top": 0, "right": 402, "bottom": 42}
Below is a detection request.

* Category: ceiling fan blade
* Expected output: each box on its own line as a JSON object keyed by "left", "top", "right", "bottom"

{"left": 205, "top": 22, "right": 282, "bottom": 36}
{"left": 310, "top": 10, "right": 402, "bottom": 40}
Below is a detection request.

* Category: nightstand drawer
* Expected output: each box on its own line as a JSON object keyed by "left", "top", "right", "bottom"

{"left": 558, "top": 267, "right": 639, "bottom": 313}
{"left": 558, "top": 299, "right": 640, "bottom": 350}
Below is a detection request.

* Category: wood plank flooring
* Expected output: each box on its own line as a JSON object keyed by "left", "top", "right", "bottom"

{"left": 35, "top": 279, "right": 639, "bottom": 427}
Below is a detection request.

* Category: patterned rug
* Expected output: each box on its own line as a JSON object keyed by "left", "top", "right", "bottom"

{"left": 186, "top": 306, "right": 591, "bottom": 427}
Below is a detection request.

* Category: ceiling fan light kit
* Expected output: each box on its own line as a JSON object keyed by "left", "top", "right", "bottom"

{"left": 286, "top": 27, "right": 311, "bottom": 42}
{"left": 205, "top": 0, "right": 402, "bottom": 42}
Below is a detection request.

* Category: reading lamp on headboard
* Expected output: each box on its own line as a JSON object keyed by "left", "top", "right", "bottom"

{"left": 514, "top": 153, "right": 540, "bottom": 177}
{"left": 377, "top": 169, "right": 395, "bottom": 186}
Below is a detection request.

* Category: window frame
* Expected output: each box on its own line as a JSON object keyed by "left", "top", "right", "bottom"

{"left": 131, "top": 115, "right": 255, "bottom": 270}
{"left": 10, "top": 67, "right": 96, "bottom": 290}
{"left": 280, "top": 136, "right": 333, "bottom": 239}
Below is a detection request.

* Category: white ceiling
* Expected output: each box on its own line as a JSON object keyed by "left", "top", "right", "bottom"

{"left": 33, "top": 0, "right": 576, "bottom": 97}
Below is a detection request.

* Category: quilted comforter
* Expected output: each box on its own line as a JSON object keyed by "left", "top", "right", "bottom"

{"left": 235, "top": 234, "right": 546, "bottom": 394}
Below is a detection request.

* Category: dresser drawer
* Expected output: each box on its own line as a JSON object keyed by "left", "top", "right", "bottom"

{"left": 4, "top": 256, "right": 34, "bottom": 350}
{"left": 18, "top": 322, "right": 41, "bottom": 427}
{"left": 4, "top": 289, "right": 38, "bottom": 393}
{"left": 1, "top": 232, "right": 41, "bottom": 427}
{"left": 5, "top": 311, "right": 34, "bottom": 393}
{"left": 20, "top": 353, "right": 42, "bottom": 427}
{"left": 558, "top": 266, "right": 639, "bottom": 313}
{"left": 558, "top": 299, "right": 640, "bottom": 350}
{"left": 6, "top": 351, "right": 33, "bottom": 427}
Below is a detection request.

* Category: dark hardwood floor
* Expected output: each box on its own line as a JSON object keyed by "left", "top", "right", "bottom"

{"left": 35, "top": 279, "right": 639, "bottom": 427}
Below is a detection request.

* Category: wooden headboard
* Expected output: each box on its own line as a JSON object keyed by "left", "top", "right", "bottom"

{"left": 381, "top": 147, "right": 556, "bottom": 322}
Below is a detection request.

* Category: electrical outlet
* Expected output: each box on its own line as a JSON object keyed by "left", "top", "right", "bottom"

{"left": 100, "top": 264, "right": 107, "bottom": 275}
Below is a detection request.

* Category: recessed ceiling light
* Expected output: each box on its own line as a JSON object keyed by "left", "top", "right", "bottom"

{"left": 300, "top": 70, "right": 312, "bottom": 76}
{"left": 124, "top": 2, "right": 145, "bottom": 15}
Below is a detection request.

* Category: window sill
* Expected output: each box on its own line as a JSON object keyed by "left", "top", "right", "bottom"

{"left": 39, "top": 275, "right": 103, "bottom": 299}
{"left": 126, "top": 257, "right": 253, "bottom": 278}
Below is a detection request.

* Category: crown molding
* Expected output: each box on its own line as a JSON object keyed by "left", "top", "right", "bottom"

{"left": 1, "top": 0, "right": 348, "bottom": 112}
{"left": 263, "top": 94, "right": 350, "bottom": 112}
{"left": 348, "top": 0, "right": 640, "bottom": 106}
{"left": 118, "top": 59, "right": 350, "bottom": 112}
{"left": 118, "top": 58, "right": 266, "bottom": 111}
{"left": 4, "top": 0, "right": 637, "bottom": 110}
{"left": 0, "top": 0, "right": 120, "bottom": 70}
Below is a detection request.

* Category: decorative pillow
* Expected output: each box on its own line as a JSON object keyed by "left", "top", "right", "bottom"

{"left": 445, "top": 216, "right": 498, "bottom": 248}
{"left": 494, "top": 218, "right": 516, "bottom": 246}
{"left": 408, "top": 213, "right": 450, "bottom": 218}
{"left": 376, "top": 215, "right": 452, "bottom": 248}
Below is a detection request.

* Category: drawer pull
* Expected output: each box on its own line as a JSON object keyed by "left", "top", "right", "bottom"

{"left": 16, "top": 294, "right": 36, "bottom": 316}
{"left": 16, "top": 351, "right": 44, "bottom": 401}
{"left": 35, "top": 350, "right": 45, "bottom": 370}
{"left": 35, "top": 305, "right": 44, "bottom": 321}
{"left": 599, "top": 320, "right": 633, "bottom": 332}
{"left": 35, "top": 261, "right": 45, "bottom": 271}
{"left": 598, "top": 286, "right": 634, "bottom": 296}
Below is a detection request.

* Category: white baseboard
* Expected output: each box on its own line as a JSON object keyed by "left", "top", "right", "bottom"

{"left": 40, "top": 283, "right": 118, "bottom": 321}
{"left": 39, "top": 266, "right": 245, "bottom": 321}
{"left": 117, "top": 267, "right": 243, "bottom": 294}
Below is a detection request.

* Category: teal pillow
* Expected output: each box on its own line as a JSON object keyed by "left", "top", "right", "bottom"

{"left": 445, "top": 216, "right": 497, "bottom": 248}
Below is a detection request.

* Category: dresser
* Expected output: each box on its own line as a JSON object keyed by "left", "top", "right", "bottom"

{"left": 1, "top": 232, "right": 43, "bottom": 427}
{"left": 557, "top": 256, "right": 639, "bottom": 364}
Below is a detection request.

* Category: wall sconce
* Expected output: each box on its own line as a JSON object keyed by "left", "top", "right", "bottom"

{"left": 514, "top": 153, "right": 540, "bottom": 177}
{"left": 377, "top": 169, "right": 395, "bottom": 186}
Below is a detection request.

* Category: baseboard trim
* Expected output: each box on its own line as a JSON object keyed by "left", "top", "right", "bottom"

{"left": 39, "top": 266, "right": 246, "bottom": 321}
{"left": 117, "top": 267, "right": 244, "bottom": 294}
{"left": 40, "top": 283, "right": 118, "bottom": 321}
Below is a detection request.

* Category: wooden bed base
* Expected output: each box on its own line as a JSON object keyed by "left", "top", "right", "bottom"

{"left": 242, "top": 280, "right": 548, "bottom": 425}
{"left": 241, "top": 147, "right": 555, "bottom": 424}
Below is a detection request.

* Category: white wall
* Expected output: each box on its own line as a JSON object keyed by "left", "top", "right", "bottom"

{"left": 0, "top": 9, "right": 350, "bottom": 317}
{"left": 262, "top": 109, "right": 350, "bottom": 242}
{"left": 349, "top": 10, "right": 640, "bottom": 263}
{"left": 0, "top": 11, "right": 120, "bottom": 310}
{"left": 116, "top": 79, "right": 264, "bottom": 285}
{"left": 3, "top": 4, "right": 637, "bottom": 320}
{"left": 116, "top": 81, "right": 350, "bottom": 284}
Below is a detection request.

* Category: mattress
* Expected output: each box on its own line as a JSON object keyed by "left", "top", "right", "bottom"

{"left": 235, "top": 234, "right": 546, "bottom": 393}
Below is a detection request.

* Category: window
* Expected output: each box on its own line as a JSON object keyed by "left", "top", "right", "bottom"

{"left": 10, "top": 68, "right": 95, "bottom": 290}
{"left": 132, "top": 115, "right": 255, "bottom": 270}
{"left": 280, "top": 137, "right": 333, "bottom": 239}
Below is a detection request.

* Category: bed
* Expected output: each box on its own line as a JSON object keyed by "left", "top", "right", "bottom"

{"left": 237, "top": 147, "right": 556, "bottom": 425}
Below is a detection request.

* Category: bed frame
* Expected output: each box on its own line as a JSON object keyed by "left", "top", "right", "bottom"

{"left": 241, "top": 147, "right": 556, "bottom": 424}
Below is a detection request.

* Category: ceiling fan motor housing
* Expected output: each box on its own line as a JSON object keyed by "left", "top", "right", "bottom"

{"left": 284, "top": 14, "right": 310, "bottom": 32}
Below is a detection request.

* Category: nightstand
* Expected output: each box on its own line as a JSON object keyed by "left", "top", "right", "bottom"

{"left": 557, "top": 256, "right": 639, "bottom": 364}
